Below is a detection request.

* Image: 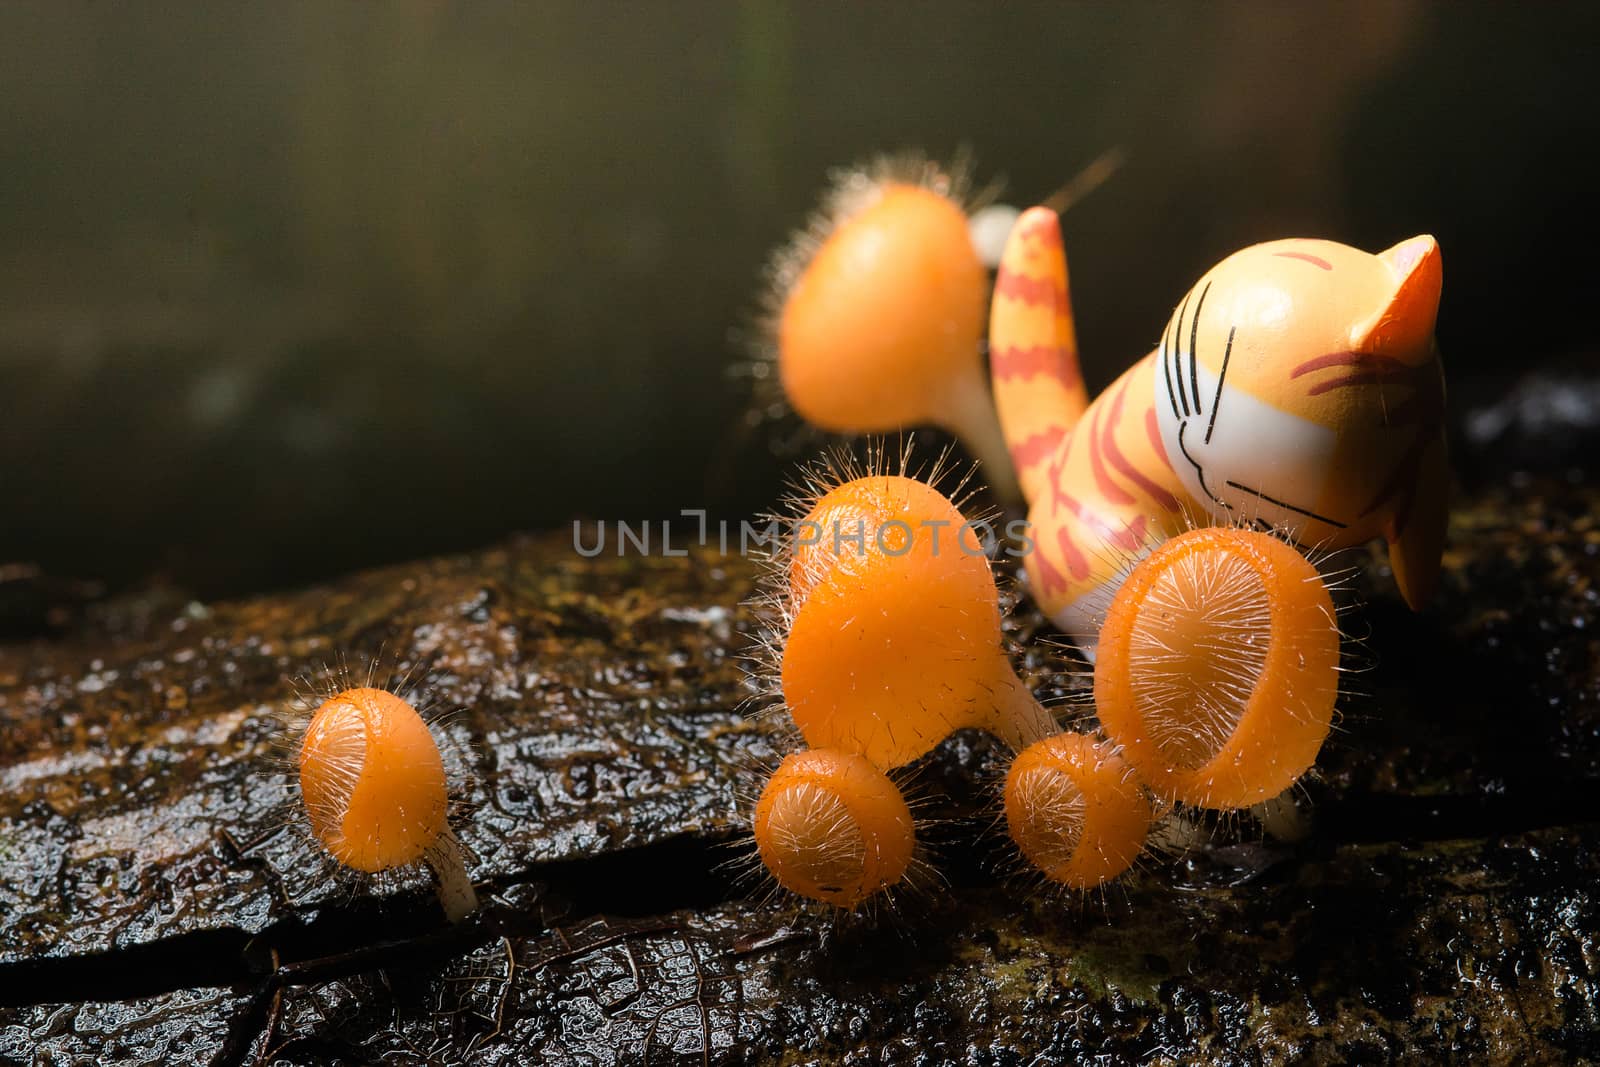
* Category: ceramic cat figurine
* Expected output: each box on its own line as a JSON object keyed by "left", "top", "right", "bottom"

{"left": 991, "top": 207, "right": 1447, "bottom": 648}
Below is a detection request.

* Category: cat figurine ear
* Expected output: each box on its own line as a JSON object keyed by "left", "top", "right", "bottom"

{"left": 1353, "top": 235, "right": 1443, "bottom": 361}
{"left": 1360, "top": 234, "right": 1446, "bottom": 610}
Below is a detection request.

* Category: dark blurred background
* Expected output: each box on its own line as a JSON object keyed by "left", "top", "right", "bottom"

{"left": 1, "top": 2, "right": 1596, "bottom": 598}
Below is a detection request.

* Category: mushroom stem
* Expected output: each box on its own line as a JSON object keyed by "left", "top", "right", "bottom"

{"left": 942, "top": 369, "right": 1022, "bottom": 507}
{"left": 424, "top": 832, "right": 479, "bottom": 923}
{"left": 1252, "top": 791, "right": 1312, "bottom": 842}
{"left": 988, "top": 664, "right": 1060, "bottom": 753}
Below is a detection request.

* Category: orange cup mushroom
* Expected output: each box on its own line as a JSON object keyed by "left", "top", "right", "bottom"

{"left": 1094, "top": 528, "right": 1341, "bottom": 811}
{"left": 770, "top": 175, "right": 1020, "bottom": 502}
{"left": 779, "top": 474, "right": 1056, "bottom": 770}
{"left": 753, "top": 748, "right": 916, "bottom": 910}
{"left": 298, "top": 686, "right": 478, "bottom": 921}
{"left": 1004, "top": 731, "right": 1152, "bottom": 890}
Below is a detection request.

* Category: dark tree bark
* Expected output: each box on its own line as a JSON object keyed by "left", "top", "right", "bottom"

{"left": 1, "top": 462, "right": 1597, "bottom": 1064}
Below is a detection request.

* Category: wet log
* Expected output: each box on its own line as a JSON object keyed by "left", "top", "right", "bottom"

{"left": 1, "top": 461, "right": 1598, "bottom": 1064}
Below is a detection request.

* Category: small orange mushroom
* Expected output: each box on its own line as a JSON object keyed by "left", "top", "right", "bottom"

{"left": 1094, "top": 528, "right": 1340, "bottom": 811}
{"left": 779, "top": 473, "right": 1056, "bottom": 769}
{"left": 1005, "top": 731, "right": 1151, "bottom": 890}
{"left": 753, "top": 748, "right": 915, "bottom": 909}
{"left": 765, "top": 163, "right": 1019, "bottom": 501}
{"left": 298, "top": 686, "right": 478, "bottom": 921}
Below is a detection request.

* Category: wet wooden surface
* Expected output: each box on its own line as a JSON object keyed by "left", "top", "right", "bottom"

{"left": 1, "top": 396, "right": 1598, "bottom": 1065}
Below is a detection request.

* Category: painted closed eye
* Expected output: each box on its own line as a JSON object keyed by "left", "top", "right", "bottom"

{"left": 1156, "top": 283, "right": 1355, "bottom": 535}
{"left": 1159, "top": 280, "right": 1236, "bottom": 448}
{"left": 1159, "top": 280, "right": 1240, "bottom": 512}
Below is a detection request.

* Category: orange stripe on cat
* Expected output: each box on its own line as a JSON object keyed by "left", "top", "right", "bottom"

{"left": 1056, "top": 485, "right": 1145, "bottom": 555}
{"left": 1101, "top": 512, "right": 1147, "bottom": 554}
{"left": 1273, "top": 251, "right": 1333, "bottom": 270}
{"left": 1103, "top": 379, "right": 1181, "bottom": 511}
{"left": 1012, "top": 426, "right": 1067, "bottom": 469}
{"left": 1291, "top": 351, "right": 1406, "bottom": 378}
{"left": 1087, "top": 403, "right": 1137, "bottom": 507}
{"left": 993, "top": 270, "right": 1068, "bottom": 312}
{"left": 1055, "top": 526, "right": 1092, "bottom": 581}
{"left": 1046, "top": 451, "right": 1070, "bottom": 514}
{"left": 1125, "top": 512, "right": 1149, "bottom": 547}
{"left": 1034, "top": 543, "right": 1069, "bottom": 595}
{"left": 991, "top": 344, "right": 1080, "bottom": 384}
{"left": 1089, "top": 510, "right": 1147, "bottom": 554}
{"left": 1307, "top": 372, "right": 1392, "bottom": 395}
{"left": 1016, "top": 210, "right": 1062, "bottom": 248}
{"left": 1144, "top": 407, "right": 1172, "bottom": 470}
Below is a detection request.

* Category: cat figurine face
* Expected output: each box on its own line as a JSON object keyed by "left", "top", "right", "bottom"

{"left": 1152, "top": 235, "right": 1447, "bottom": 605}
